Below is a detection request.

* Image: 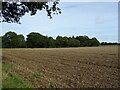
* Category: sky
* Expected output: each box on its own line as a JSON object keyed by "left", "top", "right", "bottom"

{"left": 60, "top": 0, "right": 119, "bottom": 2}
{"left": 0, "top": 1, "right": 118, "bottom": 43}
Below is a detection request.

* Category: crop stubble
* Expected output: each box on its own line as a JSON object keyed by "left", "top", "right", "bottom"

{"left": 2, "top": 46, "right": 119, "bottom": 88}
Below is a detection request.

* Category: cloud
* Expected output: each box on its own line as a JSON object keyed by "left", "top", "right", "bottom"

{"left": 95, "top": 16, "right": 106, "bottom": 24}
{"left": 62, "top": 4, "right": 79, "bottom": 9}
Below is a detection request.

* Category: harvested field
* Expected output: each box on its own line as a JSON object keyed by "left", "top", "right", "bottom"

{"left": 2, "top": 46, "right": 120, "bottom": 88}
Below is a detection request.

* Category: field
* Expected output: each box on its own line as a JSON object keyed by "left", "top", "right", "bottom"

{"left": 2, "top": 46, "right": 120, "bottom": 88}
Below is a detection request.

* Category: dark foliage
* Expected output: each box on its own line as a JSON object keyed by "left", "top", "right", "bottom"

{"left": 2, "top": 31, "right": 26, "bottom": 48}
{"left": 2, "top": 31, "right": 100, "bottom": 48}
{"left": 0, "top": 1, "right": 61, "bottom": 23}
{"left": 101, "top": 42, "right": 118, "bottom": 45}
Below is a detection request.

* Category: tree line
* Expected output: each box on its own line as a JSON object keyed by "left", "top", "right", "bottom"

{"left": 1, "top": 31, "right": 100, "bottom": 48}
{"left": 101, "top": 42, "right": 119, "bottom": 45}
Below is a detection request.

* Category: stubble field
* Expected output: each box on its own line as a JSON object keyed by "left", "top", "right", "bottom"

{"left": 2, "top": 46, "right": 120, "bottom": 88}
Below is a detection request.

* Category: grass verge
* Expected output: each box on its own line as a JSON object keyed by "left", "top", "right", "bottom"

{"left": 2, "top": 62, "right": 33, "bottom": 88}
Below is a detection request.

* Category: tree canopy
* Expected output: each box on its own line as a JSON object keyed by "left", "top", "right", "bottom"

{"left": 2, "top": 31, "right": 100, "bottom": 48}
{"left": 0, "top": 0, "right": 61, "bottom": 23}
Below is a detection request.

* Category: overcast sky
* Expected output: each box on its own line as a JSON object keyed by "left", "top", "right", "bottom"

{"left": 1, "top": 2, "right": 118, "bottom": 42}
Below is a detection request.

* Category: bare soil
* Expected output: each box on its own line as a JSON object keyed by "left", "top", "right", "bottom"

{"left": 2, "top": 46, "right": 120, "bottom": 88}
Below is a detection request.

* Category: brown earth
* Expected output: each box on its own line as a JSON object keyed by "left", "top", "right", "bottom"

{"left": 2, "top": 46, "right": 120, "bottom": 88}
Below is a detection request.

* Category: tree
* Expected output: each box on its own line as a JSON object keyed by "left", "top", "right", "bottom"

{"left": 68, "top": 38, "right": 80, "bottom": 47}
{"left": 76, "top": 36, "right": 90, "bottom": 46}
{"left": 2, "top": 31, "right": 18, "bottom": 48}
{"left": 2, "top": 31, "right": 100, "bottom": 48}
{"left": 27, "top": 32, "right": 40, "bottom": 48}
{"left": 62, "top": 37, "right": 69, "bottom": 47}
{"left": 41, "top": 36, "right": 51, "bottom": 48}
{"left": 48, "top": 37, "right": 56, "bottom": 48}
{"left": 26, "top": 32, "right": 47, "bottom": 48}
{"left": 0, "top": 0, "right": 61, "bottom": 23}
{"left": 55, "top": 36, "right": 69, "bottom": 47}
{"left": 55, "top": 36, "right": 62, "bottom": 47}
{"left": 101, "top": 42, "right": 118, "bottom": 45}
{"left": 17, "top": 34, "right": 26, "bottom": 48}
{"left": 90, "top": 37, "right": 100, "bottom": 46}
{"left": 2, "top": 32, "right": 26, "bottom": 48}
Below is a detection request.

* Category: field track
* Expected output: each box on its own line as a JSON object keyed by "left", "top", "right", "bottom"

{"left": 2, "top": 46, "right": 119, "bottom": 88}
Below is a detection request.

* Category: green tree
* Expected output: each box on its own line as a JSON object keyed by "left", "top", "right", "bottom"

{"left": 55, "top": 36, "right": 69, "bottom": 47}
{"left": 27, "top": 32, "right": 40, "bottom": 48}
{"left": 48, "top": 37, "right": 56, "bottom": 48}
{"left": 76, "top": 36, "right": 90, "bottom": 46}
{"left": 62, "top": 37, "right": 69, "bottom": 47}
{"left": 2, "top": 31, "right": 18, "bottom": 48}
{"left": 17, "top": 34, "right": 26, "bottom": 48}
{"left": 90, "top": 37, "right": 100, "bottom": 46}
{"left": 26, "top": 32, "right": 47, "bottom": 48}
{"left": 41, "top": 36, "right": 51, "bottom": 48}
{"left": 55, "top": 36, "right": 62, "bottom": 47}
{"left": 68, "top": 38, "right": 80, "bottom": 47}
{"left": 101, "top": 42, "right": 108, "bottom": 45}
{"left": 2, "top": 31, "right": 100, "bottom": 48}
